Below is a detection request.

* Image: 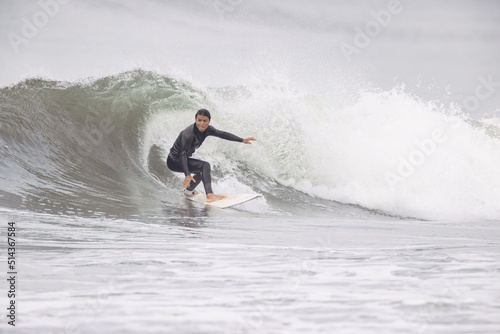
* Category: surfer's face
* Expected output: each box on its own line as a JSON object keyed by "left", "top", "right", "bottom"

{"left": 196, "top": 115, "right": 210, "bottom": 132}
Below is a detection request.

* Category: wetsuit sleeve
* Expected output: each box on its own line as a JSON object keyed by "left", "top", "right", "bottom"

{"left": 178, "top": 131, "right": 193, "bottom": 176}
{"left": 179, "top": 155, "right": 190, "bottom": 176}
{"left": 207, "top": 126, "right": 244, "bottom": 142}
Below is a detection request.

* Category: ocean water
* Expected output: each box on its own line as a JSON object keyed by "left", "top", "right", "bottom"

{"left": 1, "top": 1, "right": 500, "bottom": 333}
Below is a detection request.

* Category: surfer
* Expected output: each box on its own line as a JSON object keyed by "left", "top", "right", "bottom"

{"left": 167, "top": 109, "right": 257, "bottom": 202}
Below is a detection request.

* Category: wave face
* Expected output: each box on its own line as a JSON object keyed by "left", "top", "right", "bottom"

{"left": 0, "top": 70, "right": 185, "bottom": 218}
{"left": 1, "top": 70, "right": 499, "bottom": 220}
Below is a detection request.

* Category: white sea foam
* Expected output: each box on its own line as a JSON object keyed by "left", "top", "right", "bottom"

{"left": 139, "top": 82, "right": 500, "bottom": 220}
{"left": 204, "top": 85, "right": 500, "bottom": 220}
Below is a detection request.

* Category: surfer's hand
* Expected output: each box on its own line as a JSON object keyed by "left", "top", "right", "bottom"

{"left": 183, "top": 175, "right": 195, "bottom": 188}
{"left": 243, "top": 137, "right": 257, "bottom": 144}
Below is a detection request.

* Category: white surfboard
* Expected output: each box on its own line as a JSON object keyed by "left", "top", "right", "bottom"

{"left": 185, "top": 193, "right": 261, "bottom": 209}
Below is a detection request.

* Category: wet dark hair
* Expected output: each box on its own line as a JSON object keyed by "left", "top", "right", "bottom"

{"left": 195, "top": 108, "right": 211, "bottom": 121}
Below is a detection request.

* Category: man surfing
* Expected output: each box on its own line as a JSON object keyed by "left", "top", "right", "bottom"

{"left": 167, "top": 109, "right": 256, "bottom": 202}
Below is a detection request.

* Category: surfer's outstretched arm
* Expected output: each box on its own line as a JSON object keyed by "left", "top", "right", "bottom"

{"left": 208, "top": 127, "right": 257, "bottom": 145}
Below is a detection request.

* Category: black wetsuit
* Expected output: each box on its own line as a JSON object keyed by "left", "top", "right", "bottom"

{"left": 167, "top": 123, "right": 243, "bottom": 194}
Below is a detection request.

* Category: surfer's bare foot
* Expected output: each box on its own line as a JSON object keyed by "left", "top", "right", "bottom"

{"left": 206, "top": 193, "right": 226, "bottom": 202}
{"left": 183, "top": 191, "right": 199, "bottom": 198}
